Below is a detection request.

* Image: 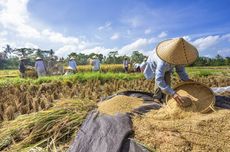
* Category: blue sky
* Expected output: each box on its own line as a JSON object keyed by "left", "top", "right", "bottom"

{"left": 0, "top": 0, "right": 229, "bottom": 57}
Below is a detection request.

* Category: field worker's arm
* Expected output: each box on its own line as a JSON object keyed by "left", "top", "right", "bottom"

{"left": 155, "top": 61, "right": 175, "bottom": 95}
{"left": 175, "top": 65, "right": 189, "bottom": 81}
{"left": 35, "top": 62, "right": 37, "bottom": 70}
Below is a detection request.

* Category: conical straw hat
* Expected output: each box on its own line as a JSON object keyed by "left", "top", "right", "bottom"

{"left": 166, "top": 82, "right": 215, "bottom": 113}
{"left": 156, "top": 38, "right": 198, "bottom": 65}
{"left": 36, "top": 57, "right": 42, "bottom": 60}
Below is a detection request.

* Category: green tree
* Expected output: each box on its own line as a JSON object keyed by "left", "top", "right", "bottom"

{"left": 13, "top": 48, "right": 34, "bottom": 58}
{"left": 130, "top": 51, "right": 146, "bottom": 63}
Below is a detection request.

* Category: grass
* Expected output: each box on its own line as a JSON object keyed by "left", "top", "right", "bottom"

{"left": 0, "top": 65, "right": 229, "bottom": 88}
{"left": 186, "top": 66, "right": 230, "bottom": 77}
{"left": 0, "top": 72, "right": 144, "bottom": 88}
{"left": 1, "top": 65, "right": 229, "bottom": 78}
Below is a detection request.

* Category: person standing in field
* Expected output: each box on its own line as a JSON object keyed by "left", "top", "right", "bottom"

{"left": 35, "top": 57, "right": 47, "bottom": 77}
{"left": 123, "top": 57, "right": 129, "bottom": 73}
{"left": 133, "top": 63, "right": 141, "bottom": 72}
{"left": 47, "top": 56, "right": 56, "bottom": 75}
{"left": 68, "top": 57, "right": 77, "bottom": 73}
{"left": 18, "top": 57, "right": 26, "bottom": 78}
{"left": 143, "top": 38, "right": 198, "bottom": 105}
{"left": 91, "top": 55, "right": 100, "bottom": 71}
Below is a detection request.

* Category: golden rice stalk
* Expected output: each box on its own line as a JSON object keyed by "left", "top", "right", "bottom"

{"left": 4, "top": 105, "right": 15, "bottom": 120}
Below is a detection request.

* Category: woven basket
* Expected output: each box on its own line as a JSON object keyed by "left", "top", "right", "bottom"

{"left": 166, "top": 82, "right": 215, "bottom": 113}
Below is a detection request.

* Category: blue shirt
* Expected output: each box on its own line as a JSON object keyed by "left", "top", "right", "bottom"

{"left": 69, "top": 60, "right": 77, "bottom": 70}
{"left": 35, "top": 60, "right": 46, "bottom": 72}
{"left": 144, "top": 53, "right": 189, "bottom": 95}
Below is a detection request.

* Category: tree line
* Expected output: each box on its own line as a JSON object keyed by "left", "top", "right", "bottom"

{"left": 0, "top": 45, "right": 229, "bottom": 69}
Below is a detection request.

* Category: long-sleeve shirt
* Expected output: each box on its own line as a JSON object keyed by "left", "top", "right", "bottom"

{"left": 92, "top": 59, "right": 100, "bottom": 71}
{"left": 123, "top": 60, "right": 129, "bottom": 68}
{"left": 69, "top": 60, "right": 77, "bottom": 70}
{"left": 19, "top": 61, "right": 26, "bottom": 73}
{"left": 144, "top": 53, "right": 189, "bottom": 95}
{"left": 35, "top": 60, "right": 46, "bottom": 72}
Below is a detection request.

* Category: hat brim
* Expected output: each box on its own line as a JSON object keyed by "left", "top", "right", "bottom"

{"left": 156, "top": 39, "right": 198, "bottom": 65}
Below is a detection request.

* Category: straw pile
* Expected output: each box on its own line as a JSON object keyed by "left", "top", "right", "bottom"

{"left": 98, "top": 95, "right": 143, "bottom": 115}
{"left": 0, "top": 99, "right": 96, "bottom": 152}
{"left": 133, "top": 107, "right": 230, "bottom": 152}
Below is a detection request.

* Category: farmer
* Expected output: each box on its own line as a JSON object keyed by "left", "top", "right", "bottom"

{"left": 68, "top": 57, "right": 77, "bottom": 72}
{"left": 18, "top": 57, "right": 26, "bottom": 78}
{"left": 143, "top": 38, "right": 198, "bottom": 105}
{"left": 35, "top": 57, "right": 47, "bottom": 77}
{"left": 91, "top": 55, "right": 100, "bottom": 71}
{"left": 133, "top": 63, "right": 141, "bottom": 72}
{"left": 123, "top": 57, "right": 129, "bottom": 73}
{"left": 64, "top": 66, "right": 75, "bottom": 75}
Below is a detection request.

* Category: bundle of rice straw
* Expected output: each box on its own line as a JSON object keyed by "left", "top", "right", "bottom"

{"left": 98, "top": 95, "right": 143, "bottom": 115}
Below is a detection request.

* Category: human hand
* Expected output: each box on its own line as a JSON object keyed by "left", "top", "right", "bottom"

{"left": 172, "top": 93, "right": 184, "bottom": 106}
{"left": 173, "top": 93, "right": 192, "bottom": 107}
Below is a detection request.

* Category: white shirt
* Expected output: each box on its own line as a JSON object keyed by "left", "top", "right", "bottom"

{"left": 92, "top": 59, "right": 100, "bottom": 71}
{"left": 123, "top": 60, "right": 129, "bottom": 67}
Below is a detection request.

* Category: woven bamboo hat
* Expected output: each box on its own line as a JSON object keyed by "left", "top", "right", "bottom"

{"left": 156, "top": 38, "right": 198, "bottom": 65}
{"left": 70, "top": 57, "right": 75, "bottom": 60}
{"left": 36, "top": 57, "right": 42, "bottom": 60}
{"left": 166, "top": 82, "right": 215, "bottom": 113}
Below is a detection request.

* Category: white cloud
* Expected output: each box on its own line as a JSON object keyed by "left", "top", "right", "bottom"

{"left": 222, "top": 33, "right": 230, "bottom": 42}
{"left": 158, "top": 31, "right": 167, "bottom": 38}
{"left": 120, "top": 38, "right": 155, "bottom": 55}
{"left": 98, "top": 22, "right": 111, "bottom": 31}
{"left": 192, "top": 35, "right": 220, "bottom": 51}
{"left": 110, "top": 33, "right": 120, "bottom": 40}
{"left": 0, "top": 0, "right": 41, "bottom": 38}
{"left": 123, "top": 16, "right": 142, "bottom": 28}
{"left": 144, "top": 28, "right": 151, "bottom": 34}
{"left": 41, "top": 29, "right": 81, "bottom": 45}
{"left": 24, "top": 42, "right": 39, "bottom": 49}
{"left": 56, "top": 45, "right": 78, "bottom": 57}
{"left": 0, "top": 0, "right": 89, "bottom": 57}
{"left": 79, "top": 46, "right": 117, "bottom": 56}
{"left": 183, "top": 35, "right": 191, "bottom": 41}
{"left": 217, "top": 48, "right": 230, "bottom": 57}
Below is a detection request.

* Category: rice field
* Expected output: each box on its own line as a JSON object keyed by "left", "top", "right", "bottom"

{"left": 0, "top": 66, "right": 229, "bottom": 151}
{"left": 0, "top": 65, "right": 230, "bottom": 78}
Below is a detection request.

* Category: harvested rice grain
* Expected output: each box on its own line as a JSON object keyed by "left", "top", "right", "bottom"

{"left": 98, "top": 95, "right": 143, "bottom": 115}
{"left": 133, "top": 108, "right": 230, "bottom": 152}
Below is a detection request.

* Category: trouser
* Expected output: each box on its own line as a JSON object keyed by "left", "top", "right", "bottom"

{"left": 124, "top": 67, "right": 128, "bottom": 73}
{"left": 153, "top": 71, "right": 171, "bottom": 103}
{"left": 37, "top": 70, "right": 46, "bottom": 77}
{"left": 20, "top": 72, "right": 26, "bottom": 78}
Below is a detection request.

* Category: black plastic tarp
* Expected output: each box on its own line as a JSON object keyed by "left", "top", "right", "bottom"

{"left": 215, "top": 95, "right": 230, "bottom": 109}
{"left": 68, "top": 111, "right": 150, "bottom": 152}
